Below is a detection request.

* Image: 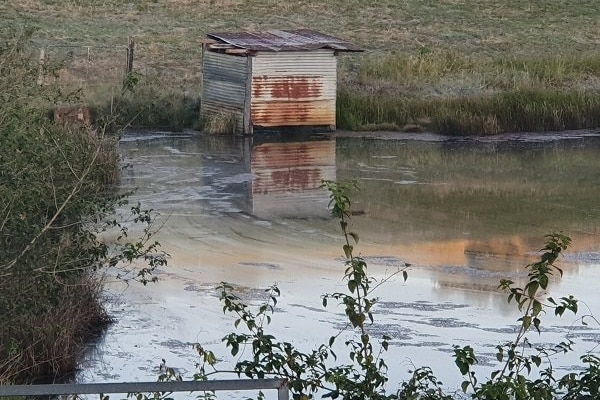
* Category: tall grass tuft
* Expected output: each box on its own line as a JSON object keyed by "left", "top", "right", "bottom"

{"left": 356, "top": 52, "right": 600, "bottom": 90}
{"left": 202, "top": 111, "right": 237, "bottom": 135}
{"left": 357, "top": 50, "right": 475, "bottom": 85}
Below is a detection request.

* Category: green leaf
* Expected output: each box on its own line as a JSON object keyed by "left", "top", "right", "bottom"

{"left": 461, "top": 381, "right": 469, "bottom": 393}
{"left": 348, "top": 232, "right": 359, "bottom": 244}
{"left": 402, "top": 270, "right": 408, "bottom": 282}
{"left": 522, "top": 316, "right": 532, "bottom": 330}
{"left": 532, "top": 300, "right": 543, "bottom": 316}
{"left": 348, "top": 279, "right": 357, "bottom": 293}
{"left": 343, "top": 244, "right": 353, "bottom": 259}
{"left": 539, "top": 274, "right": 549, "bottom": 289}
{"left": 527, "top": 281, "right": 539, "bottom": 298}
{"left": 361, "top": 334, "right": 369, "bottom": 345}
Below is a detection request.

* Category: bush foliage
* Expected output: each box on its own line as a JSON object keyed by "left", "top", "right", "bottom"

{"left": 0, "top": 30, "right": 166, "bottom": 384}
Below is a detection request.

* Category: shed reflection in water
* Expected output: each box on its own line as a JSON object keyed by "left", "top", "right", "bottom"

{"left": 248, "top": 136, "right": 335, "bottom": 218}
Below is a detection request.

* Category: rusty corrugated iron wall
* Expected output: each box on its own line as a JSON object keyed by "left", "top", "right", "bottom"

{"left": 202, "top": 51, "right": 249, "bottom": 133}
{"left": 250, "top": 50, "right": 337, "bottom": 129}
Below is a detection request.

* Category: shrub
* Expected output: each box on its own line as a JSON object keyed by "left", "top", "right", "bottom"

{"left": 0, "top": 29, "right": 167, "bottom": 384}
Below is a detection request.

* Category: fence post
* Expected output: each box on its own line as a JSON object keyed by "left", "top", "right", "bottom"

{"left": 123, "top": 36, "right": 135, "bottom": 89}
{"left": 37, "top": 48, "right": 46, "bottom": 85}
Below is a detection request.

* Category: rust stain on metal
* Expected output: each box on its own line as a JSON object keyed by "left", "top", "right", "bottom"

{"left": 252, "top": 75, "right": 322, "bottom": 99}
{"left": 251, "top": 101, "right": 335, "bottom": 126}
{"left": 268, "top": 168, "right": 322, "bottom": 192}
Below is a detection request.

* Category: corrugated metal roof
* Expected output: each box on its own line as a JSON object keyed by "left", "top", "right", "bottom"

{"left": 206, "top": 29, "right": 362, "bottom": 52}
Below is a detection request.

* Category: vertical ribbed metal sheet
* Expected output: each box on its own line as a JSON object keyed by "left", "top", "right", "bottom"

{"left": 249, "top": 138, "right": 336, "bottom": 218}
{"left": 250, "top": 50, "right": 337, "bottom": 128}
{"left": 202, "top": 51, "right": 250, "bottom": 134}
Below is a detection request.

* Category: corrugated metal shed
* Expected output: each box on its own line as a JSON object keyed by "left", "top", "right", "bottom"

{"left": 201, "top": 29, "right": 361, "bottom": 135}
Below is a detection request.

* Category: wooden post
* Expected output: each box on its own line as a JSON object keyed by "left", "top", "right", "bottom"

{"left": 123, "top": 36, "right": 134, "bottom": 89}
{"left": 37, "top": 48, "right": 46, "bottom": 85}
{"left": 127, "top": 36, "right": 134, "bottom": 73}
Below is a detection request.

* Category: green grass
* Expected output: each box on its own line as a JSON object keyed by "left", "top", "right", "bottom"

{"left": 354, "top": 52, "right": 600, "bottom": 92}
{"left": 88, "top": 77, "right": 200, "bottom": 131}
{"left": 2, "top": 0, "right": 599, "bottom": 133}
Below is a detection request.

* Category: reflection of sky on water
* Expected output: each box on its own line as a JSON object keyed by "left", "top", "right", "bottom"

{"left": 82, "top": 130, "right": 600, "bottom": 394}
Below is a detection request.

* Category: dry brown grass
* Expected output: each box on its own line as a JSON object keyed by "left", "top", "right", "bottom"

{"left": 0, "top": 278, "right": 110, "bottom": 384}
{"left": 204, "top": 111, "right": 236, "bottom": 134}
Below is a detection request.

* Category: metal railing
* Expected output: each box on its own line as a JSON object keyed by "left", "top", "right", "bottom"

{"left": 0, "top": 378, "right": 289, "bottom": 400}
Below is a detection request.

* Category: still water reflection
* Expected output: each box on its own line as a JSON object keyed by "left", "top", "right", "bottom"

{"left": 86, "top": 130, "right": 600, "bottom": 390}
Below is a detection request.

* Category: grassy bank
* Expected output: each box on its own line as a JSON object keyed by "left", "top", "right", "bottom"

{"left": 1, "top": 1, "right": 599, "bottom": 133}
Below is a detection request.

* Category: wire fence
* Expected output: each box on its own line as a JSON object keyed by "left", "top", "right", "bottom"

{"left": 38, "top": 39, "right": 133, "bottom": 91}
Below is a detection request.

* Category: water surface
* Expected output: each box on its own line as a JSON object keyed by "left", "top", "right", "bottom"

{"left": 82, "top": 130, "right": 600, "bottom": 394}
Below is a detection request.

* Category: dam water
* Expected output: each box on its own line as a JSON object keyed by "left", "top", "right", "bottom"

{"left": 80, "top": 129, "right": 600, "bottom": 394}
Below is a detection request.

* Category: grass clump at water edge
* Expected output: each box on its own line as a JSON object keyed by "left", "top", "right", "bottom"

{"left": 201, "top": 111, "right": 237, "bottom": 135}
{"left": 337, "top": 88, "right": 600, "bottom": 135}
{"left": 87, "top": 74, "right": 200, "bottom": 131}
